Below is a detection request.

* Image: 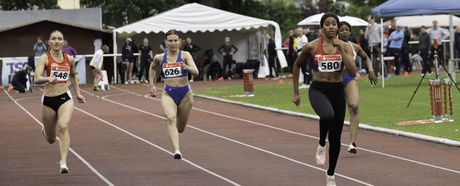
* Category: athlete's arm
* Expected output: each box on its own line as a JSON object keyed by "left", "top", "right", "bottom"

{"left": 293, "top": 41, "right": 314, "bottom": 106}
{"left": 182, "top": 51, "right": 199, "bottom": 76}
{"left": 149, "top": 54, "right": 161, "bottom": 96}
{"left": 334, "top": 39, "right": 356, "bottom": 77}
{"left": 354, "top": 43, "right": 377, "bottom": 85}
{"left": 69, "top": 56, "right": 85, "bottom": 103}
{"left": 34, "top": 54, "right": 56, "bottom": 84}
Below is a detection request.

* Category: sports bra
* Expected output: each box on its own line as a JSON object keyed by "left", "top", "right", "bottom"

{"left": 161, "top": 50, "right": 188, "bottom": 79}
{"left": 348, "top": 41, "right": 357, "bottom": 60}
{"left": 312, "top": 37, "right": 343, "bottom": 73}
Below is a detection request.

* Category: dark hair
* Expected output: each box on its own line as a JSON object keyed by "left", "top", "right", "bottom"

{"left": 338, "top": 21, "right": 352, "bottom": 31}
{"left": 320, "top": 12, "right": 339, "bottom": 28}
{"left": 49, "top": 30, "right": 63, "bottom": 37}
{"left": 165, "top": 29, "right": 181, "bottom": 39}
{"left": 421, "top": 25, "right": 426, "bottom": 29}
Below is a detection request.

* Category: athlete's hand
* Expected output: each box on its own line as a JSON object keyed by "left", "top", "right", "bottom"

{"left": 292, "top": 94, "right": 301, "bottom": 107}
{"left": 77, "top": 94, "right": 86, "bottom": 103}
{"left": 331, "top": 38, "right": 345, "bottom": 49}
{"left": 368, "top": 71, "right": 377, "bottom": 86}
{"left": 48, "top": 77, "right": 58, "bottom": 84}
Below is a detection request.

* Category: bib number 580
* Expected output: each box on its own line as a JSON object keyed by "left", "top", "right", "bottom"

{"left": 320, "top": 62, "right": 340, "bottom": 71}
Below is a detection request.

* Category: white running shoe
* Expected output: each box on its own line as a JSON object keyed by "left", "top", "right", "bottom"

{"left": 59, "top": 162, "right": 69, "bottom": 174}
{"left": 326, "top": 174, "right": 336, "bottom": 186}
{"left": 299, "top": 84, "right": 310, "bottom": 89}
{"left": 347, "top": 143, "right": 357, "bottom": 154}
{"left": 316, "top": 144, "right": 326, "bottom": 165}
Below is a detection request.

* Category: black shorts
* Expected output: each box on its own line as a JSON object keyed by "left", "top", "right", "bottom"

{"left": 42, "top": 91, "right": 72, "bottom": 112}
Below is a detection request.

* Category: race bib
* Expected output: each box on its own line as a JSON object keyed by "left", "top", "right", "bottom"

{"left": 162, "top": 63, "right": 182, "bottom": 78}
{"left": 316, "top": 54, "right": 342, "bottom": 72}
{"left": 50, "top": 66, "right": 70, "bottom": 81}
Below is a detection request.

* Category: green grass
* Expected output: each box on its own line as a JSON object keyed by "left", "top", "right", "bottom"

{"left": 195, "top": 73, "right": 460, "bottom": 141}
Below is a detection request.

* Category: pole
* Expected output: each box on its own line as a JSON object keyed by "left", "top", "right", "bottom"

{"left": 380, "top": 18, "right": 385, "bottom": 88}
{"left": 449, "top": 14, "right": 456, "bottom": 82}
{"left": 112, "top": 32, "right": 118, "bottom": 84}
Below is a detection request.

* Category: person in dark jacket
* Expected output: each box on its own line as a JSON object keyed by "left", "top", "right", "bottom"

{"left": 8, "top": 66, "right": 32, "bottom": 93}
{"left": 419, "top": 26, "right": 432, "bottom": 75}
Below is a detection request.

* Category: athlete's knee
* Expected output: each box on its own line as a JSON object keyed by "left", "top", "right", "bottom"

{"left": 320, "top": 112, "right": 335, "bottom": 120}
{"left": 328, "top": 133, "right": 341, "bottom": 145}
{"left": 349, "top": 104, "right": 359, "bottom": 116}
{"left": 57, "top": 123, "right": 69, "bottom": 133}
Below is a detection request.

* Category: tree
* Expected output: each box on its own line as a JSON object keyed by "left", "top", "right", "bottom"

{"left": 0, "top": 0, "right": 59, "bottom": 10}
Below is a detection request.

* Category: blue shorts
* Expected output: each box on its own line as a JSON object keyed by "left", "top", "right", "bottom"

{"left": 164, "top": 85, "right": 190, "bottom": 105}
{"left": 342, "top": 73, "right": 356, "bottom": 87}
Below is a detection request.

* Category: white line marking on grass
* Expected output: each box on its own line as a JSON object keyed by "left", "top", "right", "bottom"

{"left": 111, "top": 86, "right": 460, "bottom": 175}
{"left": 74, "top": 106, "right": 241, "bottom": 186}
{"left": 4, "top": 90, "right": 114, "bottom": 186}
{"left": 100, "top": 88, "right": 374, "bottom": 185}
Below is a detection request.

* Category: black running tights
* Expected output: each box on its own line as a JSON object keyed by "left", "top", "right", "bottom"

{"left": 308, "top": 81, "right": 346, "bottom": 176}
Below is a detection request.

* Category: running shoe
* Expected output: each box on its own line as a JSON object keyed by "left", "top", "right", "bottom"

{"left": 174, "top": 153, "right": 182, "bottom": 160}
{"left": 347, "top": 143, "right": 357, "bottom": 154}
{"left": 315, "top": 144, "right": 326, "bottom": 165}
{"left": 326, "top": 174, "right": 336, "bottom": 186}
{"left": 59, "top": 162, "right": 69, "bottom": 174}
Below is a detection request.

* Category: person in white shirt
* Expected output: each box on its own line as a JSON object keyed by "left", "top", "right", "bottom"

{"left": 427, "top": 20, "right": 450, "bottom": 65}
{"left": 89, "top": 45, "right": 109, "bottom": 91}
{"left": 295, "top": 27, "right": 309, "bottom": 89}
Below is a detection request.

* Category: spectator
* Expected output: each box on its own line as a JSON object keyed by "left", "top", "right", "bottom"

{"left": 388, "top": 25, "right": 404, "bottom": 76}
{"left": 7, "top": 66, "right": 32, "bottom": 93}
{"left": 138, "top": 37, "right": 153, "bottom": 84}
{"left": 89, "top": 45, "right": 109, "bottom": 91}
{"left": 266, "top": 33, "right": 278, "bottom": 78}
{"left": 183, "top": 37, "right": 200, "bottom": 81}
{"left": 218, "top": 36, "right": 238, "bottom": 80}
{"left": 419, "top": 25, "right": 432, "bottom": 75}
{"left": 62, "top": 39, "right": 77, "bottom": 58}
{"left": 401, "top": 26, "right": 413, "bottom": 73}
{"left": 33, "top": 37, "right": 47, "bottom": 57}
{"left": 427, "top": 20, "right": 450, "bottom": 65}
{"left": 365, "top": 15, "right": 383, "bottom": 76}
{"left": 202, "top": 49, "right": 222, "bottom": 80}
{"left": 121, "top": 37, "right": 135, "bottom": 84}
{"left": 455, "top": 26, "right": 460, "bottom": 69}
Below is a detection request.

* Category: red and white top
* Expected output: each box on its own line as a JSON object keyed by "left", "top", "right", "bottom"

{"left": 313, "top": 37, "right": 343, "bottom": 73}
{"left": 46, "top": 52, "right": 71, "bottom": 83}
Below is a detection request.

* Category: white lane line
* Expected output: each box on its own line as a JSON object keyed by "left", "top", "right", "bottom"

{"left": 74, "top": 106, "right": 241, "bottom": 186}
{"left": 112, "top": 86, "right": 460, "bottom": 175}
{"left": 100, "top": 89, "right": 373, "bottom": 186}
{"left": 4, "top": 90, "right": 114, "bottom": 186}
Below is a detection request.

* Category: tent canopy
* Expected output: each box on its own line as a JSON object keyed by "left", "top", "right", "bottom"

{"left": 113, "top": 3, "right": 286, "bottom": 70}
{"left": 115, "top": 3, "right": 277, "bottom": 34}
{"left": 372, "top": 0, "right": 460, "bottom": 17}
{"left": 297, "top": 13, "right": 368, "bottom": 26}
{"left": 384, "top": 14, "right": 460, "bottom": 28}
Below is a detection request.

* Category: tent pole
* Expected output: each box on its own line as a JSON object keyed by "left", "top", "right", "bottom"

{"left": 380, "top": 18, "right": 385, "bottom": 88}
{"left": 112, "top": 32, "right": 118, "bottom": 84}
{"left": 449, "top": 14, "right": 456, "bottom": 82}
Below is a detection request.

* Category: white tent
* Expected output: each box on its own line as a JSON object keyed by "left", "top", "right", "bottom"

{"left": 113, "top": 3, "right": 287, "bottom": 81}
{"left": 298, "top": 13, "right": 369, "bottom": 26}
{"left": 384, "top": 14, "right": 460, "bottom": 28}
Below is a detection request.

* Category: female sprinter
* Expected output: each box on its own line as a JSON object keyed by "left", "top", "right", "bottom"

{"left": 338, "top": 21, "right": 377, "bottom": 154}
{"left": 35, "top": 30, "right": 86, "bottom": 173}
{"left": 149, "top": 30, "right": 198, "bottom": 159}
{"left": 292, "top": 13, "right": 356, "bottom": 186}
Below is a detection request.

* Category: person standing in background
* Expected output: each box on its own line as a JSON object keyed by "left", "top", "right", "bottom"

{"left": 33, "top": 37, "right": 48, "bottom": 57}
{"left": 218, "top": 36, "right": 238, "bottom": 80}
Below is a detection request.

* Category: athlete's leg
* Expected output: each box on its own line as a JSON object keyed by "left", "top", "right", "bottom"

{"left": 327, "top": 86, "right": 346, "bottom": 176}
{"left": 161, "top": 92, "right": 180, "bottom": 153}
{"left": 309, "top": 85, "right": 334, "bottom": 147}
{"left": 56, "top": 100, "right": 74, "bottom": 165}
{"left": 128, "top": 62, "right": 134, "bottom": 82}
{"left": 345, "top": 80, "right": 360, "bottom": 144}
{"left": 42, "top": 106, "right": 58, "bottom": 144}
{"left": 92, "top": 68, "right": 102, "bottom": 88}
{"left": 177, "top": 91, "right": 193, "bottom": 133}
